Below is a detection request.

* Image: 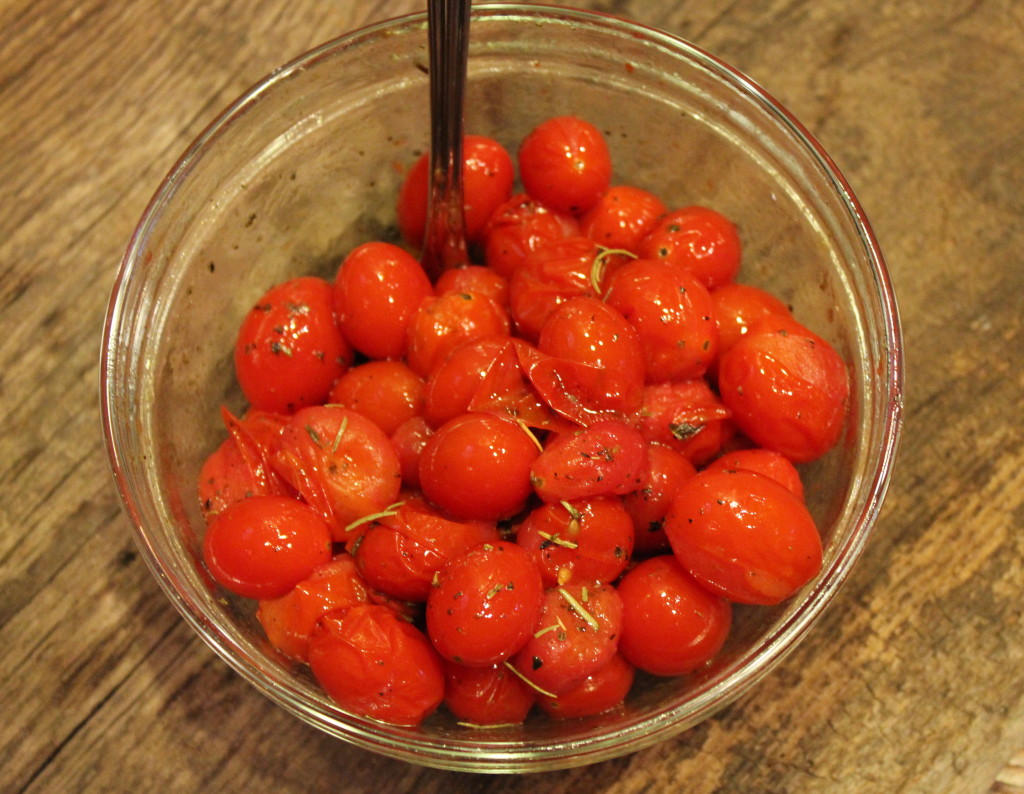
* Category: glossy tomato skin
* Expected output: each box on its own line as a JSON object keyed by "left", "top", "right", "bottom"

{"left": 270, "top": 405, "right": 402, "bottom": 541}
{"left": 390, "top": 415, "right": 432, "bottom": 490}
{"left": 333, "top": 242, "right": 433, "bottom": 361}
{"left": 578, "top": 185, "right": 667, "bottom": 253}
{"left": 518, "top": 116, "right": 612, "bottom": 216}
{"left": 717, "top": 316, "right": 849, "bottom": 463}
{"left": 604, "top": 257, "right": 719, "bottom": 382}
{"left": 516, "top": 497, "right": 635, "bottom": 587}
{"left": 397, "top": 135, "right": 515, "bottom": 249}
{"left": 421, "top": 335, "right": 512, "bottom": 428}
{"left": 308, "top": 604, "right": 445, "bottom": 726}
{"left": 536, "top": 653, "right": 635, "bottom": 720}
{"left": 616, "top": 554, "right": 732, "bottom": 676}
{"left": 419, "top": 412, "right": 539, "bottom": 521}
{"left": 705, "top": 448, "right": 805, "bottom": 501}
{"left": 529, "top": 420, "right": 649, "bottom": 503}
{"left": 442, "top": 660, "right": 536, "bottom": 725}
{"left": 256, "top": 553, "right": 370, "bottom": 662}
{"left": 434, "top": 265, "right": 510, "bottom": 311}
{"left": 234, "top": 276, "right": 352, "bottom": 414}
{"left": 202, "top": 495, "right": 333, "bottom": 600}
{"left": 510, "top": 581, "right": 624, "bottom": 696}
{"left": 327, "top": 359, "right": 425, "bottom": 436}
{"left": 664, "top": 468, "right": 823, "bottom": 605}
{"left": 426, "top": 541, "right": 545, "bottom": 666}
{"left": 482, "top": 193, "right": 580, "bottom": 278}
{"left": 710, "top": 281, "right": 792, "bottom": 356}
{"left": 405, "top": 289, "right": 511, "bottom": 377}
{"left": 637, "top": 205, "right": 742, "bottom": 290}
{"left": 636, "top": 379, "right": 733, "bottom": 466}
{"left": 621, "top": 442, "right": 698, "bottom": 556}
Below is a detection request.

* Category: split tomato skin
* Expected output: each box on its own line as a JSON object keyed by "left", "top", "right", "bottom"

{"left": 426, "top": 541, "right": 545, "bottom": 667}
{"left": 664, "top": 468, "right": 823, "bottom": 605}
{"left": 405, "top": 289, "right": 511, "bottom": 378}
{"left": 616, "top": 554, "right": 732, "bottom": 676}
{"left": 536, "top": 653, "right": 635, "bottom": 720}
{"left": 621, "top": 442, "right": 698, "bottom": 556}
{"left": 308, "top": 604, "right": 445, "bottom": 727}
{"left": 202, "top": 494, "right": 333, "bottom": 600}
{"left": 234, "top": 276, "right": 353, "bottom": 414}
{"left": 442, "top": 660, "right": 536, "bottom": 726}
{"left": 482, "top": 193, "right": 580, "bottom": 278}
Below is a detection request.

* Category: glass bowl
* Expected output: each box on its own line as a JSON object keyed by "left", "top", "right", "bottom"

{"left": 100, "top": 3, "right": 903, "bottom": 773}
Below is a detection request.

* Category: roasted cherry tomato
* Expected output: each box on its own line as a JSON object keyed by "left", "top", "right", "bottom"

{"left": 308, "top": 604, "right": 445, "bottom": 726}
{"left": 717, "top": 315, "right": 849, "bottom": 463}
{"left": 510, "top": 581, "right": 623, "bottom": 696}
{"left": 705, "top": 447, "right": 805, "bottom": 501}
{"left": 482, "top": 193, "right": 580, "bottom": 278}
{"left": 516, "top": 497, "right": 634, "bottom": 587}
{"left": 202, "top": 494, "right": 333, "bottom": 600}
{"left": 426, "top": 541, "right": 545, "bottom": 667}
{"left": 518, "top": 116, "right": 612, "bottom": 215}
{"left": 635, "top": 379, "right": 734, "bottom": 466}
{"left": 578, "top": 185, "right": 667, "bottom": 253}
{"left": 637, "top": 205, "right": 742, "bottom": 290}
{"left": 389, "top": 415, "right": 433, "bottom": 490}
{"left": 620, "top": 442, "right": 697, "bottom": 556}
{"left": 664, "top": 468, "right": 823, "bottom": 605}
{"left": 327, "top": 359, "right": 424, "bottom": 436}
{"left": 710, "top": 281, "right": 792, "bottom": 356}
{"left": 397, "top": 134, "right": 515, "bottom": 249}
{"left": 419, "top": 412, "right": 539, "bottom": 521}
{"left": 421, "top": 335, "right": 512, "bottom": 428}
{"left": 271, "top": 405, "right": 402, "bottom": 541}
{"left": 234, "top": 276, "right": 353, "bottom": 414}
{"left": 405, "top": 289, "right": 511, "bottom": 377}
{"left": 442, "top": 660, "right": 536, "bottom": 726}
{"left": 333, "top": 241, "right": 433, "bottom": 361}
{"left": 434, "top": 264, "right": 510, "bottom": 311}
{"left": 616, "top": 554, "right": 732, "bottom": 676}
{"left": 536, "top": 653, "right": 635, "bottom": 720}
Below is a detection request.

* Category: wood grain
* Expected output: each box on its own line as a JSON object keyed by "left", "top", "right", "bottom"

{"left": 1, "top": 1, "right": 1022, "bottom": 791}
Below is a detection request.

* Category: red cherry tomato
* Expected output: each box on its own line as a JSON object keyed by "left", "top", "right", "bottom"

{"left": 635, "top": 379, "right": 733, "bottom": 466}
{"left": 434, "top": 264, "right": 510, "bottom": 310}
{"left": 529, "top": 420, "right": 649, "bottom": 503}
{"left": 202, "top": 495, "right": 333, "bottom": 600}
{"left": 604, "top": 257, "right": 719, "bottom": 382}
{"left": 637, "top": 205, "right": 742, "bottom": 290}
{"left": 234, "top": 276, "right": 353, "bottom": 413}
{"left": 421, "top": 335, "right": 512, "bottom": 428}
{"left": 256, "top": 553, "right": 371, "bottom": 662}
{"left": 405, "top": 289, "right": 511, "bottom": 377}
{"left": 389, "top": 415, "right": 432, "bottom": 490}
{"left": 518, "top": 116, "right": 612, "bottom": 215}
{"left": 717, "top": 315, "right": 849, "bottom": 463}
{"left": 616, "top": 554, "right": 732, "bottom": 676}
{"left": 664, "top": 468, "right": 823, "bottom": 605}
{"left": 333, "top": 241, "right": 433, "bottom": 361}
{"left": 579, "top": 185, "right": 667, "bottom": 253}
{"left": 419, "top": 412, "right": 539, "bottom": 521}
{"left": 516, "top": 497, "right": 634, "bottom": 587}
{"left": 308, "top": 604, "right": 445, "bottom": 726}
{"left": 327, "top": 359, "right": 424, "bottom": 436}
{"left": 620, "top": 442, "right": 698, "bottom": 556}
{"left": 270, "top": 405, "right": 402, "bottom": 541}
{"left": 536, "top": 653, "right": 635, "bottom": 720}
{"left": 710, "top": 281, "right": 792, "bottom": 355}
{"left": 397, "top": 134, "right": 515, "bottom": 249}
{"left": 705, "top": 447, "right": 805, "bottom": 501}
{"left": 482, "top": 193, "right": 580, "bottom": 278}
{"left": 353, "top": 498, "right": 500, "bottom": 602}
{"left": 442, "top": 660, "right": 536, "bottom": 725}
{"left": 510, "top": 581, "right": 623, "bottom": 696}
{"left": 426, "top": 541, "right": 545, "bottom": 666}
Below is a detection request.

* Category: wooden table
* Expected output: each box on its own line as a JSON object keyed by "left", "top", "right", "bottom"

{"left": 3, "top": 1, "right": 1022, "bottom": 791}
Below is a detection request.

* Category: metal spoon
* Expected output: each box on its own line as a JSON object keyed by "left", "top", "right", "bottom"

{"left": 420, "top": 0, "right": 471, "bottom": 280}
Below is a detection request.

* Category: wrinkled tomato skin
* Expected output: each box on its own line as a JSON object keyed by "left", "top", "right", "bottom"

{"left": 529, "top": 420, "right": 649, "bottom": 503}
{"left": 333, "top": 242, "right": 433, "bottom": 361}
{"left": 636, "top": 379, "right": 733, "bottom": 466}
{"left": 442, "top": 660, "right": 536, "bottom": 725}
{"left": 617, "top": 554, "right": 732, "bottom": 676}
{"left": 426, "top": 541, "right": 545, "bottom": 667}
{"left": 664, "top": 468, "right": 823, "bottom": 605}
{"left": 327, "top": 360, "right": 425, "bottom": 436}
{"left": 637, "top": 205, "right": 742, "bottom": 290}
{"left": 202, "top": 495, "right": 333, "bottom": 600}
{"left": 308, "top": 604, "right": 445, "bottom": 726}
{"left": 271, "top": 405, "right": 402, "bottom": 541}
{"left": 518, "top": 116, "right": 612, "bottom": 216}
{"left": 717, "top": 316, "right": 849, "bottom": 463}
{"left": 256, "top": 553, "right": 370, "bottom": 662}
{"left": 510, "top": 581, "right": 624, "bottom": 696}
{"left": 419, "top": 412, "right": 539, "bottom": 521}
{"left": 536, "top": 653, "right": 635, "bottom": 720}
{"left": 482, "top": 193, "right": 580, "bottom": 278}
{"left": 621, "top": 442, "right": 698, "bottom": 556}
{"left": 705, "top": 448, "right": 805, "bottom": 501}
{"left": 234, "top": 276, "right": 352, "bottom": 414}
{"left": 405, "top": 289, "right": 511, "bottom": 377}
{"left": 421, "top": 336, "right": 512, "bottom": 428}
{"left": 604, "top": 257, "right": 719, "bottom": 382}
{"left": 516, "top": 497, "right": 635, "bottom": 587}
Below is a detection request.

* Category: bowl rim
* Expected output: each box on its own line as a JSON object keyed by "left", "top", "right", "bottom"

{"left": 100, "top": 2, "right": 904, "bottom": 773}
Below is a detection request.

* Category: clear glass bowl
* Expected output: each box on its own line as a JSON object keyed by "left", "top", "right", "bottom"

{"left": 100, "top": 4, "right": 903, "bottom": 773}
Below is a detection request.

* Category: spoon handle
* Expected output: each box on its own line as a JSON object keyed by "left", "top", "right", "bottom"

{"left": 421, "top": 0, "right": 471, "bottom": 280}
